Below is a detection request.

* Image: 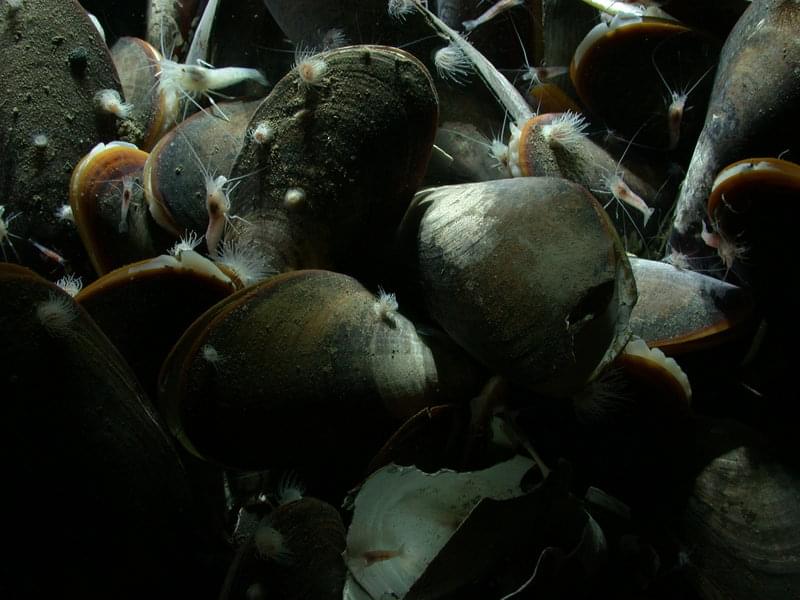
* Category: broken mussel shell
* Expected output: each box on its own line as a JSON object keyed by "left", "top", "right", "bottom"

{"left": 0, "top": 0, "right": 122, "bottom": 276}
{"left": 69, "top": 141, "right": 174, "bottom": 275}
{"left": 0, "top": 263, "right": 214, "bottom": 598}
{"left": 668, "top": 0, "right": 800, "bottom": 264}
{"left": 396, "top": 177, "right": 637, "bottom": 397}
{"left": 229, "top": 44, "right": 438, "bottom": 275}
{"left": 159, "top": 269, "right": 481, "bottom": 477}
{"left": 76, "top": 249, "right": 236, "bottom": 398}
{"left": 679, "top": 418, "right": 800, "bottom": 600}
{"left": 570, "top": 16, "right": 718, "bottom": 151}
{"left": 344, "top": 456, "right": 607, "bottom": 599}
{"left": 707, "top": 158, "right": 800, "bottom": 311}
{"left": 629, "top": 256, "right": 755, "bottom": 354}
{"left": 143, "top": 99, "right": 260, "bottom": 242}
{"left": 222, "top": 496, "right": 347, "bottom": 600}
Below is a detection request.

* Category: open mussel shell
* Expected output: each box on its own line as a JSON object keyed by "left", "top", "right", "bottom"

{"left": 668, "top": 0, "right": 800, "bottom": 263}
{"left": 679, "top": 418, "right": 800, "bottom": 600}
{"left": 397, "top": 177, "right": 637, "bottom": 397}
{"left": 708, "top": 158, "right": 800, "bottom": 307}
{"left": 159, "top": 269, "right": 481, "bottom": 475}
{"left": 69, "top": 141, "right": 175, "bottom": 275}
{"left": 76, "top": 249, "right": 235, "bottom": 398}
{"left": 229, "top": 44, "right": 438, "bottom": 275}
{"left": 570, "top": 16, "right": 718, "bottom": 151}
{"left": 0, "top": 0, "right": 122, "bottom": 276}
{"left": 143, "top": 99, "right": 260, "bottom": 240}
{"left": 222, "top": 497, "right": 347, "bottom": 600}
{"left": 629, "top": 257, "right": 754, "bottom": 354}
{"left": 0, "top": 263, "right": 215, "bottom": 598}
{"left": 111, "top": 36, "right": 175, "bottom": 150}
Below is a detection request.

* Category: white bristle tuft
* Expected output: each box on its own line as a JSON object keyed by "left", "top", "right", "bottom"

{"left": 248, "top": 121, "right": 274, "bottom": 145}
{"left": 56, "top": 274, "right": 83, "bottom": 297}
{"left": 214, "top": 239, "right": 270, "bottom": 287}
{"left": 434, "top": 43, "right": 472, "bottom": 84}
{"left": 294, "top": 47, "right": 328, "bottom": 88}
{"left": 94, "top": 89, "right": 133, "bottom": 119}
{"left": 374, "top": 287, "right": 399, "bottom": 324}
{"left": 169, "top": 231, "right": 203, "bottom": 256}
{"left": 276, "top": 471, "right": 306, "bottom": 505}
{"left": 540, "top": 111, "right": 589, "bottom": 152}
{"left": 387, "top": 0, "right": 416, "bottom": 21}
{"left": 36, "top": 293, "right": 77, "bottom": 336}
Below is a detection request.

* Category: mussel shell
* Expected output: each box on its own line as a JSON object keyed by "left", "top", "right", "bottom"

{"left": 0, "top": 263, "right": 212, "bottom": 598}
{"left": 708, "top": 158, "right": 800, "bottom": 301}
{"left": 111, "top": 36, "right": 174, "bottom": 150}
{"left": 570, "top": 17, "right": 718, "bottom": 150}
{"left": 629, "top": 257, "right": 754, "bottom": 353}
{"left": 396, "top": 177, "right": 637, "bottom": 397}
{"left": 158, "top": 269, "right": 479, "bottom": 473}
{"left": 0, "top": 0, "right": 122, "bottom": 275}
{"left": 76, "top": 250, "right": 235, "bottom": 398}
{"left": 229, "top": 44, "right": 438, "bottom": 275}
{"left": 680, "top": 419, "right": 800, "bottom": 600}
{"left": 69, "top": 141, "right": 174, "bottom": 275}
{"left": 143, "top": 99, "right": 260, "bottom": 238}
{"left": 667, "top": 0, "right": 800, "bottom": 264}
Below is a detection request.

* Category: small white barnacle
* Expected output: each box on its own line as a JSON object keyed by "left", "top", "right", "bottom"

{"left": 293, "top": 47, "right": 328, "bottom": 88}
{"left": 248, "top": 121, "right": 274, "bottom": 145}
{"left": 201, "top": 343, "right": 222, "bottom": 365}
{"left": 433, "top": 42, "right": 472, "bottom": 84}
{"left": 94, "top": 89, "right": 133, "bottom": 119}
{"left": 283, "top": 187, "right": 306, "bottom": 211}
{"left": 56, "top": 274, "right": 83, "bottom": 297}
{"left": 169, "top": 230, "right": 203, "bottom": 256}
{"left": 32, "top": 133, "right": 48, "bottom": 150}
{"left": 55, "top": 204, "right": 74, "bottom": 223}
{"left": 36, "top": 292, "right": 77, "bottom": 336}
{"left": 374, "top": 287, "right": 399, "bottom": 324}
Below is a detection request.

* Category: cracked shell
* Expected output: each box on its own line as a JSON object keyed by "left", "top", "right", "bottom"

{"left": 396, "top": 177, "right": 637, "bottom": 397}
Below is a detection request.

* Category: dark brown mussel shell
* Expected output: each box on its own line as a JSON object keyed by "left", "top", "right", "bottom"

{"left": 707, "top": 158, "right": 800, "bottom": 310}
{"left": 570, "top": 17, "right": 718, "bottom": 151}
{"left": 679, "top": 419, "right": 800, "bottom": 600}
{"left": 396, "top": 177, "right": 637, "bottom": 397}
{"left": 0, "top": 0, "right": 122, "bottom": 276}
{"left": 76, "top": 250, "right": 236, "bottom": 398}
{"left": 111, "top": 36, "right": 174, "bottom": 150}
{"left": 144, "top": 99, "right": 260, "bottom": 242}
{"left": 159, "top": 269, "right": 480, "bottom": 478}
{"left": 629, "top": 256, "right": 754, "bottom": 354}
{"left": 667, "top": 0, "right": 800, "bottom": 263}
{"left": 221, "top": 497, "right": 346, "bottom": 600}
{"left": 229, "top": 44, "right": 438, "bottom": 275}
{"left": 69, "top": 141, "right": 174, "bottom": 275}
{"left": 0, "top": 263, "right": 216, "bottom": 598}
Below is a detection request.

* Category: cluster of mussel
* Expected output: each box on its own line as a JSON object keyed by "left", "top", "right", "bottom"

{"left": 1, "top": 0, "right": 799, "bottom": 598}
